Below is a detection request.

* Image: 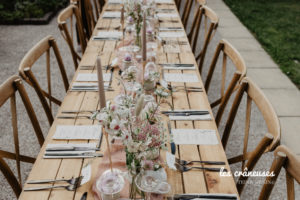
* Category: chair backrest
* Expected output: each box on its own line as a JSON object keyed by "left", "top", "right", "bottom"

{"left": 205, "top": 39, "right": 246, "bottom": 126}
{"left": 181, "top": 0, "right": 193, "bottom": 29}
{"left": 57, "top": 4, "right": 88, "bottom": 69}
{"left": 0, "top": 75, "right": 44, "bottom": 197}
{"left": 188, "top": 5, "right": 218, "bottom": 72}
{"left": 259, "top": 145, "right": 300, "bottom": 200}
{"left": 221, "top": 77, "right": 280, "bottom": 194}
{"left": 19, "top": 35, "right": 69, "bottom": 126}
{"left": 83, "top": 0, "right": 97, "bottom": 35}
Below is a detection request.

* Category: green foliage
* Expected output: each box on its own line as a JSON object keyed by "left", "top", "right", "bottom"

{"left": 0, "top": 0, "right": 68, "bottom": 23}
{"left": 224, "top": 0, "right": 300, "bottom": 88}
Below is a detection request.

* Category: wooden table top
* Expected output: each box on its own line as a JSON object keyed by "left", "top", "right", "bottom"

{"left": 19, "top": 1, "right": 239, "bottom": 200}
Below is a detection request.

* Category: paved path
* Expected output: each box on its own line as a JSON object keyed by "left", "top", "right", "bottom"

{"left": 207, "top": 0, "right": 300, "bottom": 156}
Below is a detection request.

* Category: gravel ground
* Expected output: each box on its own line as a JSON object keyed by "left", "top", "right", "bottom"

{"left": 0, "top": 2, "right": 299, "bottom": 200}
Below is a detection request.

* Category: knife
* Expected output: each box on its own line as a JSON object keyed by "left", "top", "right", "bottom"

{"left": 173, "top": 193, "right": 238, "bottom": 200}
{"left": 44, "top": 152, "right": 103, "bottom": 157}
{"left": 160, "top": 64, "right": 194, "bottom": 67}
{"left": 159, "top": 27, "right": 184, "bottom": 31}
{"left": 80, "top": 192, "right": 88, "bottom": 200}
{"left": 162, "top": 110, "right": 209, "bottom": 113}
{"left": 166, "top": 112, "right": 209, "bottom": 116}
{"left": 167, "top": 122, "right": 176, "bottom": 155}
{"left": 46, "top": 147, "right": 98, "bottom": 151}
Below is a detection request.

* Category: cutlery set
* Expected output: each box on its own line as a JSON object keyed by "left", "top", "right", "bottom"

{"left": 174, "top": 158, "right": 226, "bottom": 173}
{"left": 24, "top": 176, "right": 83, "bottom": 191}
{"left": 162, "top": 110, "right": 209, "bottom": 116}
{"left": 172, "top": 193, "right": 238, "bottom": 200}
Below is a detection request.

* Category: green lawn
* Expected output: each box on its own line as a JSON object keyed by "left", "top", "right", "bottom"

{"left": 224, "top": 0, "right": 300, "bottom": 88}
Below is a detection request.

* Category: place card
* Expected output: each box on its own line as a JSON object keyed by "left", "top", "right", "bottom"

{"left": 166, "top": 152, "right": 177, "bottom": 170}
{"left": 75, "top": 73, "right": 111, "bottom": 82}
{"left": 53, "top": 125, "right": 102, "bottom": 140}
{"left": 171, "top": 129, "right": 218, "bottom": 145}
{"left": 155, "top": 0, "right": 173, "bottom": 3}
{"left": 72, "top": 82, "right": 109, "bottom": 87}
{"left": 159, "top": 31, "right": 185, "bottom": 38}
{"left": 162, "top": 65, "right": 196, "bottom": 70}
{"left": 93, "top": 31, "right": 122, "bottom": 40}
{"left": 164, "top": 73, "right": 199, "bottom": 82}
{"left": 81, "top": 164, "right": 92, "bottom": 185}
{"left": 169, "top": 110, "right": 212, "bottom": 121}
{"left": 156, "top": 13, "right": 178, "bottom": 19}
{"left": 103, "top": 12, "right": 121, "bottom": 18}
{"left": 108, "top": 0, "right": 123, "bottom": 4}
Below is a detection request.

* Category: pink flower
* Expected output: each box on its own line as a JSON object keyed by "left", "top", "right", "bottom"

{"left": 142, "top": 160, "right": 154, "bottom": 170}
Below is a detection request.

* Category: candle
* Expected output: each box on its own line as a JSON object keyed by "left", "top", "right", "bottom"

{"left": 121, "top": 6, "right": 124, "bottom": 26}
{"left": 142, "top": 12, "right": 147, "bottom": 61}
{"left": 96, "top": 57, "right": 106, "bottom": 109}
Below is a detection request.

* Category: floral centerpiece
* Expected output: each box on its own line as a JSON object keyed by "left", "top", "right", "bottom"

{"left": 94, "top": 81, "right": 170, "bottom": 198}
{"left": 124, "top": 0, "right": 144, "bottom": 47}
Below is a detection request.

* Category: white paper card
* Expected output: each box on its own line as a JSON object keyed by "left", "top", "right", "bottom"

{"left": 53, "top": 125, "right": 102, "bottom": 140}
{"left": 159, "top": 31, "right": 185, "bottom": 38}
{"left": 75, "top": 73, "right": 111, "bottom": 82}
{"left": 164, "top": 73, "right": 199, "bottom": 82}
{"left": 155, "top": 0, "right": 173, "bottom": 3}
{"left": 108, "top": 0, "right": 123, "bottom": 4}
{"left": 156, "top": 13, "right": 178, "bottom": 18}
{"left": 172, "top": 129, "right": 218, "bottom": 145}
{"left": 94, "top": 31, "right": 122, "bottom": 38}
{"left": 72, "top": 82, "right": 109, "bottom": 87}
{"left": 81, "top": 164, "right": 92, "bottom": 185}
{"left": 162, "top": 65, "right": 196, "bottom": 70}
{"left": 103, "top": 12, "right": 121, "bottom": 18}
{"left": 166, "top": 152, "right": 177, "bottom": 170}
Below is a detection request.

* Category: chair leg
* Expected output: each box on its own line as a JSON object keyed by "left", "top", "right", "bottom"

{"left": 236, "top": 133, "right": 273, "bottom": 195}
{"left": 258, "top": 152, "right": 286, "bottom": 200}
{"left": 286, "top": 171, "right": 295, "bottom": 200}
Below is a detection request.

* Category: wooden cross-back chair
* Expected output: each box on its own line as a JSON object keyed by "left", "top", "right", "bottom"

{"left": 0, "top": 75, "right": 44, "bottom": 197}
{"left": 205, "top": 39, "right": 246, "bottom": 126}
{"left": 19, "top": 35, "right": 69, "bottom": 126}
{"left": 175, "top": 0, "right": 181, "bottom": 10}
{"left": 221, "top": 77, "right": 280, "bottom": 195}
{"left": 181, "top": 0, "right": 193, "bottom": 29}
{"left": 83, "top": 0, "right": 97, "bottom": 35}
{"left": 259, "top": 145, "right": 300, "bottom": 200}
{"left": 93, "top": 0, "right": 105, "bottom": 19}
{"left": 58, "top": 4, "right": 88, "bottom": 69}
{"left": 188, "top": 5, "right": 218, "bottom": 72}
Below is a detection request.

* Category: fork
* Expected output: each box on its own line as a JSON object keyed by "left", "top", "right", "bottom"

{"left": 27, "top": 176, "right": 83, "bottom": 185}
{"left": 175, "top": 163, "right": 227, "bottom": 172}
{"left": 175, "top": 158, "right": 225, "bottom": 165}
{"left": 24, "top": 184, "right": 77, "bottom": 191}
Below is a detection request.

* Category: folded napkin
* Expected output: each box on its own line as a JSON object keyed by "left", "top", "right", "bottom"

{"left": 108, "top": 0, "right": 123, "bottom": 4}
{"left": 159, "top": 31, "right": 185, "bottom": 38}
{"left": 156, "top": 13, "right": 178, "bottom": 18}
{"left": 164, "top": 73, "right": 199, "bottom": 83}
{"left": 75, "top": 73, "right": 111, "bottom": 82}
{"left": 53, "top": 125, "right": 102, "bottom": 140}
{"left": 168, "top": 110, "right": 211, "bottom": 121}
{"left": 171, "top": 129, "right": 218, "bottom": 145}
{"left": 93, "top": 31, "right": 122, "bottom": 40}
{"left": 46, "top": 143, "right": 97, "bottom": 151}
{"left": 103, "top": 12, "right": 121, "bottom": 18}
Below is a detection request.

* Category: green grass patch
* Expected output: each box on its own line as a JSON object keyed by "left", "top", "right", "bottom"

{"left": 224, "top": 0, "right": 300, "bottom": 88}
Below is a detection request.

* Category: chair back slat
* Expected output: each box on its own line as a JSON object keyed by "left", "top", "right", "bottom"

{"left": 258, "top": 145, "right": 300, "bottom": 200}
{"left": 0, "top": 76, "right": 44, "bottom": 197}
{"left": 58, "top": 5, "right": 87, "bottom": 69}
{"left": 19, "top": 36, "right": 69, "bottom": 125}
{"left": 205, "top": 39, "right": 246, "bottom": 126}
{"left": 242, "top": 95, "right": 252, "bottom": 170}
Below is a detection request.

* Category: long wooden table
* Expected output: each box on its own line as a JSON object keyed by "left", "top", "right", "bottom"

{"left": 19, "top": 1, "right": 239, "bottom": 199}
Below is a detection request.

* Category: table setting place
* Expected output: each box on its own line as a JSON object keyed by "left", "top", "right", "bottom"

{"left": 22, "top": 0, "right": 238, "bottom": 199}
